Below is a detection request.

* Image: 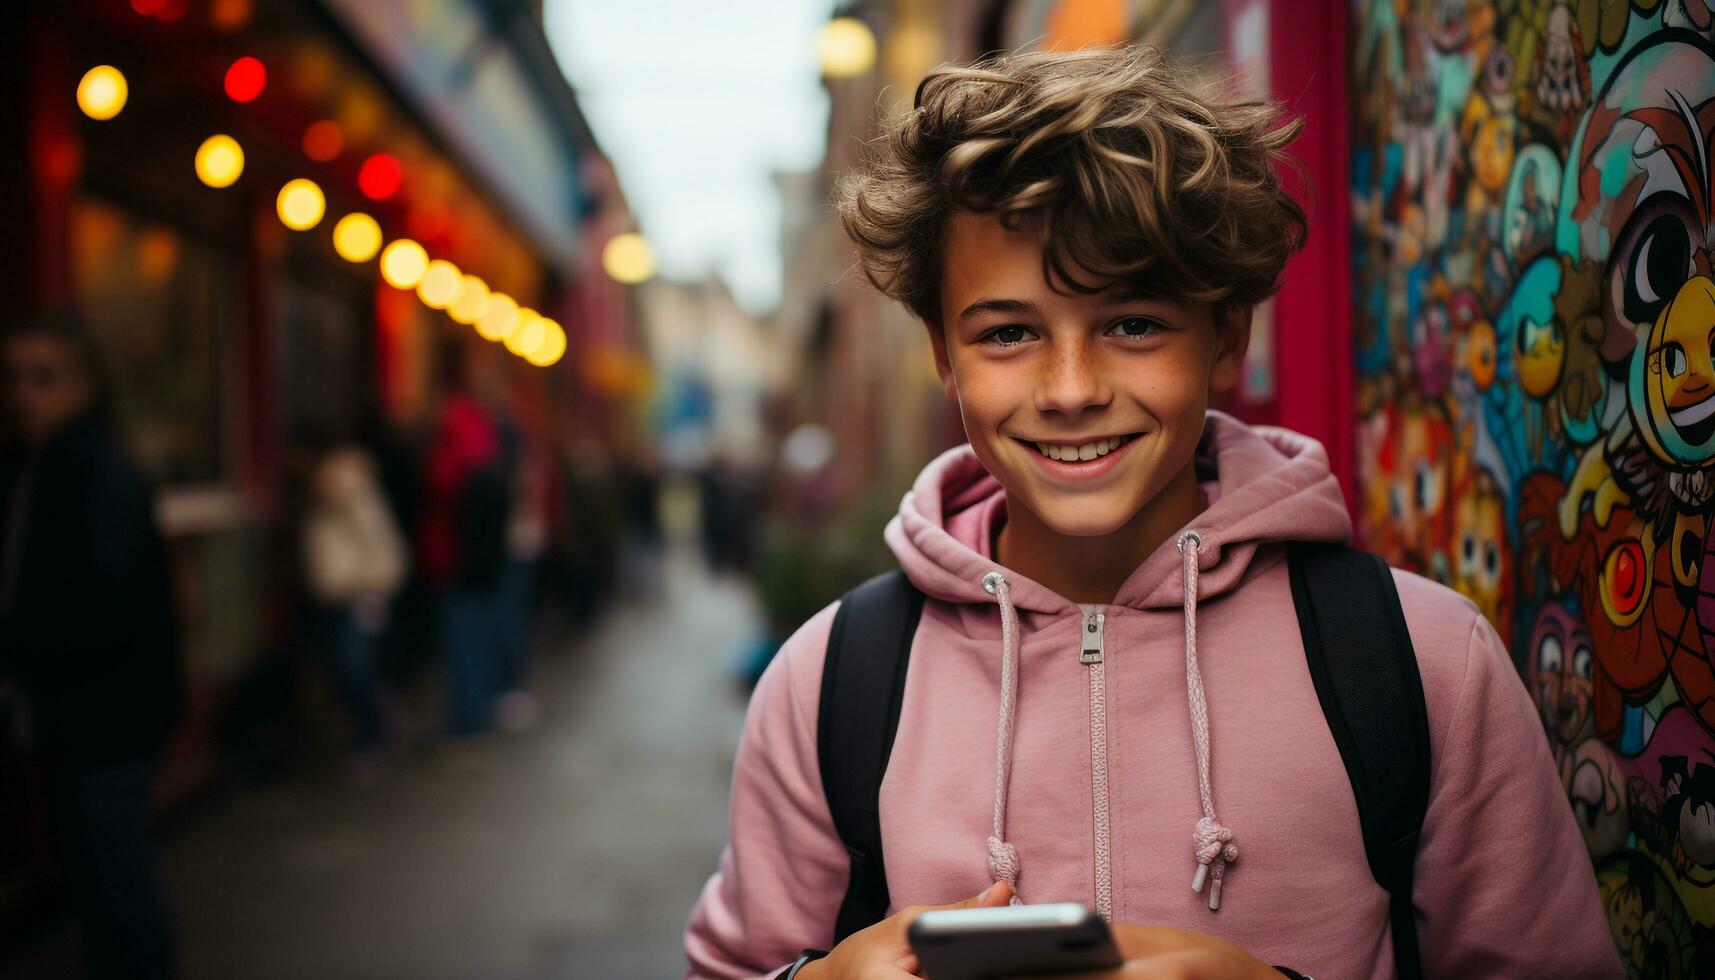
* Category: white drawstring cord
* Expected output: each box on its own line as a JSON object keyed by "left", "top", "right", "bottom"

{"left": 1179, "top": 529, "right": 1238, "bottom": 910}
{"left": 981, "top": 570, "right": 1023, "bottom": 903}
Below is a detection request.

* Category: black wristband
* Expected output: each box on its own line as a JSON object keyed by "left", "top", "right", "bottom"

{"left": 775, "top": 949, "right": 827, "bottom": 980}
{"left": 1274, "top": 968, "right": 1311, "bottom": 980}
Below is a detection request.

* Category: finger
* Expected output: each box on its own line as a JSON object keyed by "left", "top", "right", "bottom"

{"left": 942, "top": 880, "right": 1011, "bottom": 911}
{"left": 896, "top": 882, "right": 1015, "bottom": 945}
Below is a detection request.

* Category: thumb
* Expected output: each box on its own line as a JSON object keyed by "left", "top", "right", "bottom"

{"left": 946, "top": 880, "right": 1014, "bottom": 910}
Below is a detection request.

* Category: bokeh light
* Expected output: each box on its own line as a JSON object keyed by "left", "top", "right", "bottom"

{"left": 224, "top": 56, "right": 267, "bottom": 103}
{"left": 77, "top": 66, "right": 128, "bottom": 121}
{"left": 194, "top": 134, "right": 245, "bottom": 188}
{"left": 332, "top": 213, "right": 382, "bottom": 263}
{"left": 209, "top": 0, "right": 252, "bottom": 31}
{"left": 302, "top": 120, "right": 344, "bottom": 162}
{"left": 505, "top": 310, "right": 547, "bottom": 357}
{"left": 526, "top": 319, "right": 567, "bottom": 367}
{"left": 601, "top": 232, "right": 655, "bottom": 284}
{"left": 448, "top": 275, "right": 490, "bottom": 325}
{"left": 275, "top": 179, "right": 325, "bottom": 231}
{"left": 417, "top": 259, "right": 461, "bottom": 309}
{"left": 819, "top": 18, "right": 877, "bottom": 78}
{"left": 357, "top": 153, "right": 403, "bottom": 200}
{"left": 475, "top": 293, "right": 519, "bottom": 342}
{"left": 379, "top": 239, "right": 428, "bottom": 289}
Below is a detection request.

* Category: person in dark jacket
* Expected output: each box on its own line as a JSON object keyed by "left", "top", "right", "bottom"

{"left": 0, "top": 311, "right": 180, "bottom": 980}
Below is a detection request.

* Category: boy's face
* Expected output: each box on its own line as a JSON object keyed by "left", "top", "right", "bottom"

{"left": 930, "top": 210, "right": 1249, "bottom": 538}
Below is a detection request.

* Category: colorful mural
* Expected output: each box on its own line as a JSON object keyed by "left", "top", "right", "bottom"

{"left": 1350, "top": 0, "right": 1715, "bottom": 972}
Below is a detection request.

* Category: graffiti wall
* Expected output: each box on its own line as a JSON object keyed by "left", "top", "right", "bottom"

{"left": 1349, "top": 0, "right": 1715, "bottom": 972}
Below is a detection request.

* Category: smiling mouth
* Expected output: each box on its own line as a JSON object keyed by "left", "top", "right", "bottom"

{"left": 1671, "top": 394, "right": 1715, "bottom": 445}
{"left": 1021, "top": 433, "right": 1141, "bottom": 463}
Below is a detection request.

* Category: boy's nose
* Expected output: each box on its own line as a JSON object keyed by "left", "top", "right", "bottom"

{"left": 1033, "top": 341, "right": 1112, "bottom": 417}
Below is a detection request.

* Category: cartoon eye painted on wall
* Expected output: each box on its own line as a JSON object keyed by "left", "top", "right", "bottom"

{"left": 1539, "top": 633, "right": 1564, "bottom": 676}
{"left": 1572, "top": 645, "right": 1593, "bottom": 682}
{"left": 1484, "top": 541, "right": 1500, "bottom": 581}
{"left": 1624, "top": 213, "right": 1694, "bottom": 327}
{"left": 1483, "top": 44, "right": 1514, "bottom": 96}
{"left": 1465, "top": 318, "right": 1497, "bottom": 390}
{"left": 1414, "top": 459, "right": 1438, "bottom": 514}
{"left": 1662, "top": 341, "right": 1689, "bottom": 378}
{"left": 1599, "top": 537, "right": 1650, "bottom": 627}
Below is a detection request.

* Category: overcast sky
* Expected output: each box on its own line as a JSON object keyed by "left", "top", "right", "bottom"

{"left": 544, "top": 0, "right": 836, "bottom": 314}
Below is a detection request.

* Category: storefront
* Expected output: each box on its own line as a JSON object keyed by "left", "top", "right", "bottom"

{"left": 1, "top": 0, "right": 639, "bottom": 933}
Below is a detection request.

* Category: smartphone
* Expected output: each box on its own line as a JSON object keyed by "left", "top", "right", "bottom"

{"left": 907, "top": 903, "right": 1123, "bottom": 980}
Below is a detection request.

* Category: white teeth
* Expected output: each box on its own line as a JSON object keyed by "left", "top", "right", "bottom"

{"left": 1033, "top": 435, "right": 1131, "bottom": 461}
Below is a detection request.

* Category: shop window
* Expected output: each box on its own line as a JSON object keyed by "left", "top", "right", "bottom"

{"left": 71, "top": 197, "right": 236, "bottom": 488}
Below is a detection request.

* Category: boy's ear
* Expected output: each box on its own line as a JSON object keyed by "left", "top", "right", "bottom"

{"left": 925, "top": 320, "right": 959, "bottom": 402}
{"left": 1209, "top": 304, "right": 1254, "bottom": 395}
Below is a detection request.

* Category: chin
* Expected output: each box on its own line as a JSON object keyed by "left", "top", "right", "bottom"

{"left": 1022, "top": 494, "right": 1142, "bottom": 538}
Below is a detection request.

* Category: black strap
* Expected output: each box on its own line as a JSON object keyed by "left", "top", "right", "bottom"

{"left": 817, "top": 570, "right": 925, "bottom": 945}
{"left": 1286, "top": 541, "right": 1430, "bottom": 980}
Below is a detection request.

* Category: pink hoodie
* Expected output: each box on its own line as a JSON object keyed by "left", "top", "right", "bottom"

{"left": 685, "top": 413, "right": 1620, "bottom": 979}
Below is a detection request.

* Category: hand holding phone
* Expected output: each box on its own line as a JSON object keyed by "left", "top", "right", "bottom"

{"left": 797, "top": 881, "right": 1016, "bottom": 980}
{"left": 907, "top": 903, "right": 1122, "bottom": 980}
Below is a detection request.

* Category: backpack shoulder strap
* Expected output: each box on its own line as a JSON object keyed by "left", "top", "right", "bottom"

{"left": 817, "top": 569, "right": 925, "bottom": 945}
{"left": 1285, "top": 541, "right": 1430, "bottom": 980}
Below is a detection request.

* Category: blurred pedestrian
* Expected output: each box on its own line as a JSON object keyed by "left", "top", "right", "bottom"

{"left": 419, "top": 370, "right": 510, "bottom": 736}
{"left": 494, "top": 432, "right": 549, "bottom": 733}
{"left": 301, "top": 437, "right": 407, "bottom": 773}
{"left": 0, "top": 311, "right": 180, "bottom": 980}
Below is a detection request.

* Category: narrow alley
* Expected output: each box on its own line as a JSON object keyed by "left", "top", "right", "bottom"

{"left": 160, "top": 552, "right": 753, "bottom": 980}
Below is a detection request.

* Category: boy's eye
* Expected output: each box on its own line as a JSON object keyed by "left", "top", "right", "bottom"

{"left": 984, "top": 325, "right": 1034, "bottom": 347}
{"left": 1107, "top": 317, "right": 1163, "bottom": 339}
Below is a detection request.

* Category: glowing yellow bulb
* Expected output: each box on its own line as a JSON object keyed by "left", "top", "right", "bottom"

{"left": 475, "top": 293, "right": 519, "bottom": 341}
{"left": 417, "top": 259, "right": 461, "bottom": 309}
{"left": 448, "top": 275, "right": 490, "bottom": 325}
{"left": 276, "top": 178, "right": 325, "bottom": 231}
{"left": 601, "top": 232, "right": 655, "bottom": 285}
{"left": 819, "top": 18, "right": 876, "bottom": 78}
{"left": 379, "top": 239, "right": 428, "bottom": 289}
{"left": 505, "top": 310, "right": 547, "bottom": 357}
{"left": 526, "top": 319, "right": 567, "bottom": 367}
{"left": 194, "top": 134, "right": 244, "bottom": 188}
{"left": 77, "top": 66, "right": 128, "bottom": 120}
{"left": 332, "top": 213, "right": 382, "bottom": 263}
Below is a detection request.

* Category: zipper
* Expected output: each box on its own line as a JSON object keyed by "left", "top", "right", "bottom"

{"left": 1081, "top": 605, "right": 1113, "bottom": 922}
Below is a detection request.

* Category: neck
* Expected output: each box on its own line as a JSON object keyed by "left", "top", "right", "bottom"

{"left": 995, "top": 457, "right": 1207, "bottom": 605}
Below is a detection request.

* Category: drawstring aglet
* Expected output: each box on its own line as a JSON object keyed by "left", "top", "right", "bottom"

{"left": 1191, "top": 861, "right": 1225, "bottom": 910}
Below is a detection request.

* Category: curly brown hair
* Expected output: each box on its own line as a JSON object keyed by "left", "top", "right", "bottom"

{"left": 836, "top": 45, "right": 1308, "bottom": 326}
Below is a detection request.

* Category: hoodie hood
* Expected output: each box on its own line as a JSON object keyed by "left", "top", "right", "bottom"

{"left": 885, "top": 410, "right": 1351, "bottom": 612}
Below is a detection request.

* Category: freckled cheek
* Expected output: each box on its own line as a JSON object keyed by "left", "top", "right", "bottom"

{"left": 1126, "top": 362, "right": 1211, "bottom": 421}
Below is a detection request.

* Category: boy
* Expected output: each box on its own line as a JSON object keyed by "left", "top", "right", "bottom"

{"left": 685, "top": 47, "right": 1617, "bottom": 978}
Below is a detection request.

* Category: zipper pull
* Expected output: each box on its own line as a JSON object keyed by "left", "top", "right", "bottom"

{"left": 1080, "top": 609, "right": 1105, "bottom": 665}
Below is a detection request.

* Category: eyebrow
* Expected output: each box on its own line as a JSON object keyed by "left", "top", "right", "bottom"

{"left": 954, "top": 288, "right": 1163, "bottom": 324}
{"left": 956, "top": 297, "right": 1039, "bottom": 324}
